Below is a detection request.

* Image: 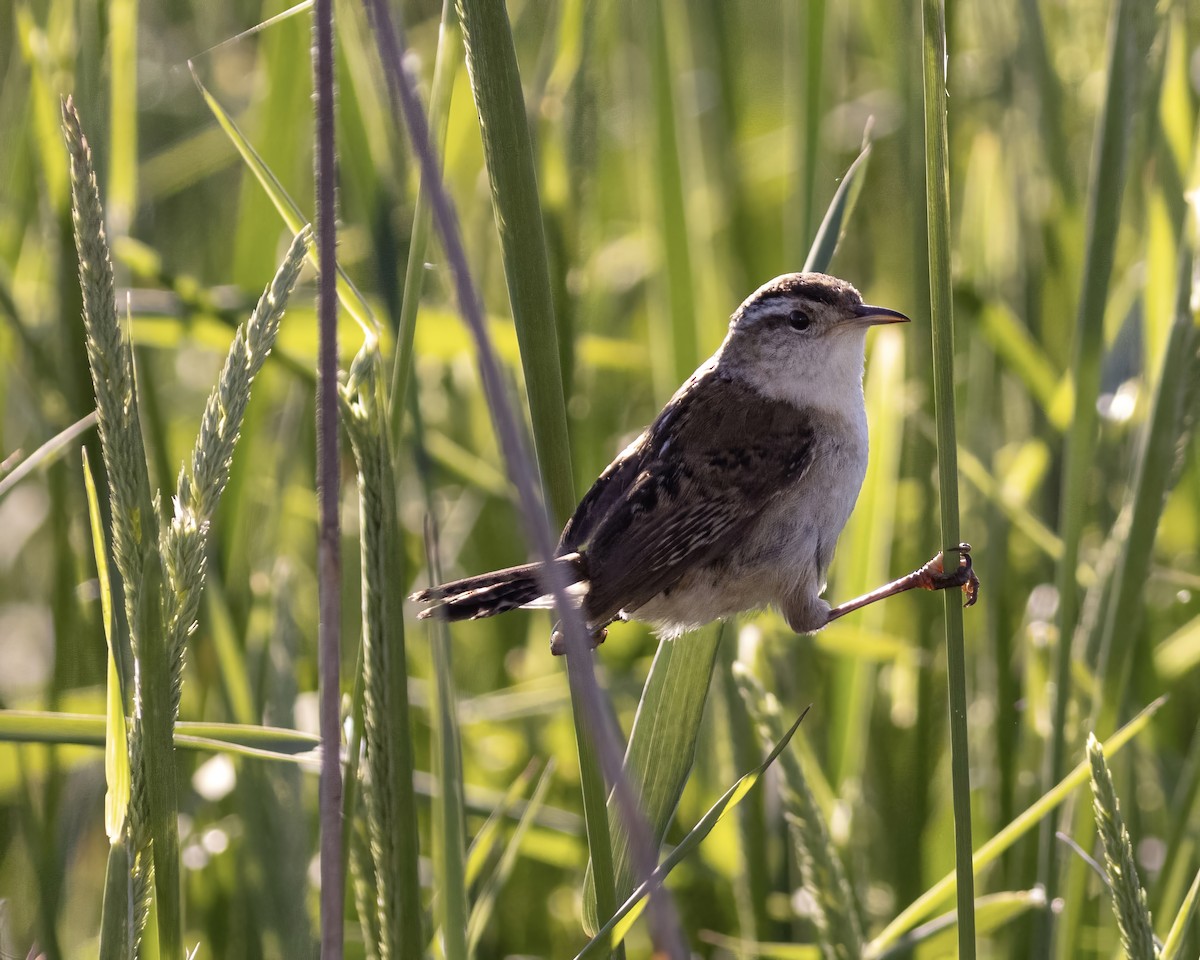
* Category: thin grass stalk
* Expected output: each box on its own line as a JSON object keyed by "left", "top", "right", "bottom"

{"left": 359, "top": 4, "right": 684, "bottom": 954}
{"left": 918, "top": 2, "right": 974, "bottom": 954}
{"left": 312, "top": 0, "right": 344, "bottom": 955}
{"left": 85, "top": 448, "right": 133, "bottom": 960}
{"left": 388, "top": 0, "right": 461, "bottom": 439}
{"left": 1088, "top": 734, "right": 1160, "bottom": 959}
{"left": 794, "top": 0, "right": 825, "bottom": 253}
{"left": 107, "top": 0, "right": 137, "bottom": 235}
{"left": 1161, "top": 868, "right": 1200, "bottom": 960}
{"left": 342, "top": 349, "right": 424, "bottom": 960}
{"left": 645, "top": 0, "right": 698, "bottom": 395}
{"left": 582, "top": 628, "right": 722, "bottom": 931}
{"left": 1090, "top": 242, "right": 1196, "bottom": 739}
{"left": 423, "top": 517, "right": 469, "bottom": 960}
{"left": 466, "top": 762, "right": 556, "bottom": 953}
{"left": 61, "top": 96, "right": 180, "bottom": 959}
{"left": 1038, "top": 3, "right": 1148, "bottom": 942}
{"left": 1059, "top": 238, "right": 1196, "bottom": 960}
{"left": 455, "top": 0, "right": 575, "bottom": 524}
{"left": 408, "top": 393, "right": 469, "bottom": 960}
{"left": 736, "top": 667, "right": 862, "bottom": 960}
{"left": 574, "top": 708, "right": 810, "bottom": 960}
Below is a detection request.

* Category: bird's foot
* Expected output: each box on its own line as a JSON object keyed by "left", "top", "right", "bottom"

{"left": 549, "top": 622, "right": 609, "bottom": 656}
{"left": 915, "top": 542, "right": 981, "bottom": 608}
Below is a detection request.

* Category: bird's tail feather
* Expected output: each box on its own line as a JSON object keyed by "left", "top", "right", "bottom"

{"left": 410, "top": 553, "right": 587, "bottom": 621}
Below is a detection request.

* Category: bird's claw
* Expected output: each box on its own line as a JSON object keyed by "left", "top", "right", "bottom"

{"left": 549, "top": 622, "right": 608, "bottom": 657}
{"left": 918, "top": 542, "right": 981, "bottom": 608}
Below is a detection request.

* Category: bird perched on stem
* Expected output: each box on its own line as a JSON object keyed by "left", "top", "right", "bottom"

{"left": 412, "top": 272, "right": 978, "bottom": 653}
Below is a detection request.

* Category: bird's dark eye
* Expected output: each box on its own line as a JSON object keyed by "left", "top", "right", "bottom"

{"left": 787, "top": 309, "right": 811, "bottom": 331}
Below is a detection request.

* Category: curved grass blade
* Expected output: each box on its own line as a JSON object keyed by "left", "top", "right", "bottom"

{"left": 582, "top": 628, "right": 722, "bottom": 932}
{"left": 872, "top": 890, "right": 1047, "bottom": 960}
{"left": 189, "top": 63, "right": 377, "bottom": 339}
{"left": 867, "top": 696, "right": 1165, "bottom": 953}
{"left": 86, "top": 447, "right": 134, "bottom": 960}
{"left": 0, "top": 412, "right": 97, "bottom": 502}
{"left": 83, "top": 449, "right": 130, "bottom": 840}
{"left": 801, "top": 138, "right": 872, "bottom": 275}
{"left": 466, "top": 759, "right": 555, "bottom": 954}
{"left": 1161, "top": 867, "right": 1200, "bottom": 960}
{"left": 574, "top": 707, "right": 809, "bottom": 960}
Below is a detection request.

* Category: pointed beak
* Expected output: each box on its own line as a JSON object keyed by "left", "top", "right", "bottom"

{"left": 851, "top": 303, "right": 911, "bottom": 327}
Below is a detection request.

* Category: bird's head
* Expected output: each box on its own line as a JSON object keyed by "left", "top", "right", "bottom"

{"left": 716, "top": 272, "right": 909, "bottom": 408}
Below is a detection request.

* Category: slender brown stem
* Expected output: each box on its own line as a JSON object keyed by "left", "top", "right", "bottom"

{"left": 360, "top": 3, "right": 684, "bottom": 953}
{"left": 313, "top": 0, "right": 343, "bottom": 956}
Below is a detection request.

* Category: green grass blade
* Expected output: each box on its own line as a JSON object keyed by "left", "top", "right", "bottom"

{"left": 1161, "top": 867, "right": 1200, "bottom": 960}
{"left": 98, "top": 837, "right": 133, "bottom": 960}
{"left": 466, "top": 759, "right": 555, "bottom": 954}
{"left": 644, "top": 0, "right": 698, "bottom": 395}
{"left": 0, "top": 711, "right": 320, "bottom": 758}
{"left": 919, "top": 1, "right": 974, "bottom": 953}
{"left": 867, "top": 696, "right": 1165, "bottom": 953}
{"left": 1090, "top": 240, "right": 1196, "bottom": 737}
{"left": 189, "top": 64, "right": 377, "bottom": 339}
{"left": 464, "top": 761, "right": 541, "bottom": 889}
{"left": 1041, "top": 4, "right": 1153, "bottom": 926}
{"left": 421, "top": 518, "right": 469, "bottom": 960}
{"left": 802, "top": 139, "right": 871, "bottom": 275}
{"left": 582, "top": 628, "right": 722, "bottom": 930}
{"left": 574, "top": 707, "right": 809, "bottom": 960}
{"left": 83, "top": 448, "right": 130, "bottom": 841}
{"left": 872, "top": 890, "right": 1047, "bottom": 960}
{"left": 86, "top": 446, "right": 134, "bottom": 960}
{"left": 106, "top": 0, "right": 137, "bottom": 235}
{"left": 788, "top": 0, "right": 826, "bottom": 257}
{"left": 134, "top": 554, "right": 184, "bottom": 960}
{"left": 388, "top": 0, "right": 461, "bottom": 437}
{"left": 457, "top": 0, "right": 575, "bottom": 524}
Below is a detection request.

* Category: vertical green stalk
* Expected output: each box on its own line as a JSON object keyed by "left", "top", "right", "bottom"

{"left": 918, "top": 3, "right": 975, "bottom": 956}
{"left": 388, "top": 0, "right": 461, "bottom": 438}
{"left": 107, "top": 0, "right": 137, "bottom": 235}
{"left": 342, "top": 349, "right": 424, "bottom": 960}
{"left": 645, "top": 0, "right": 698, "bottom": 395}
{"left": 456, "top": 0, "right": 575, "bottom": 524}
{"left": 582, "top": 629, "right": 721, "bottom": 931}
{"left": 1038, "top": 3, "right": 1151, "bottom": 951}
{"left": 793, "top": 0, "right": 826, "bottom": 254}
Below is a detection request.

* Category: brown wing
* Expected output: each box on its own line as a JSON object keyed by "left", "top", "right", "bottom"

{"left": 581, "top": 371, "right": 817, "bottom": 622}
{"left": 557, "top": 358, "right": 719, "bottom": 554}
{"left": 557, "top": 431, "right": 650, "bottom": 554}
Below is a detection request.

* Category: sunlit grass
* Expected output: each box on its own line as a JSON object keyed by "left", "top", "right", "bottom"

{"left": 1, "top": 1, "right": 1198, "bottom": 958}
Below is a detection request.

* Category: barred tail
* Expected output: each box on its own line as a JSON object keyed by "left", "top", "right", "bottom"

{"left": 410, "top": 553, "right": 587, "bottom": 622}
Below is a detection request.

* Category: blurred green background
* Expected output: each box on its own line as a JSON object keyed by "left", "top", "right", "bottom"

{"left": 1, "top": 0, "right": 1199, "bottom": 957}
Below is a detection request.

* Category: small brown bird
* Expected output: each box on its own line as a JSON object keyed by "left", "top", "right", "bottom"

{"left": 412, "top": 272, "right": 978, "bottom": 653}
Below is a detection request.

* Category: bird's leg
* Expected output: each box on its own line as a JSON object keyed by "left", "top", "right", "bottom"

{"left": 549, "top": 614, "right": 625, "bottom": 656}
{"left": 825, "top": 543, "right": 980, "bottom": 625}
